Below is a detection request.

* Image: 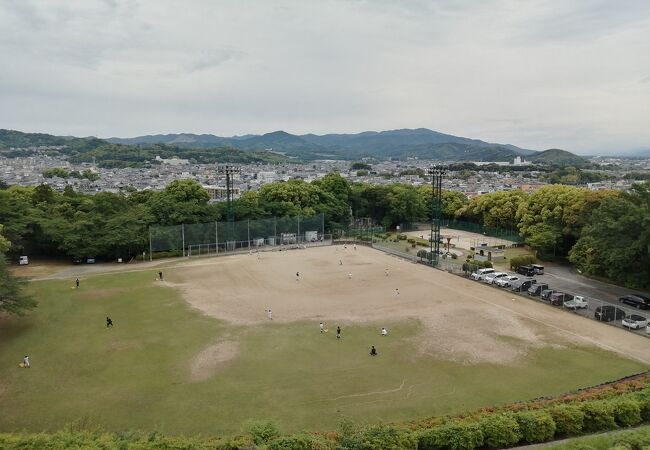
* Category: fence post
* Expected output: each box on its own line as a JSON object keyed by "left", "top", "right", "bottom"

{"left": 215, "top": 221, "right": 218, "bottom": 254}
{"left": 274, "top": 216, "right": 277, "bottom": 246}
{"left": 182, "top": 223, "right": 185, "bottom": 257}
{"left": 149, "top": 228, "right": 152, "bottom": 261}
{"left": 298, "top": 216, "right": 301, "bottom": 243}
{"left": 248, "top": 219, "right": 250, "bottom": 249}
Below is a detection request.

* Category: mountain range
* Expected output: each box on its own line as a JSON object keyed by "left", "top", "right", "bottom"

{"left": 0, "top": 128, "right": 587, "bottom": 165}
{"left": 107, "top": 128, "right": 547, "bottom": 162}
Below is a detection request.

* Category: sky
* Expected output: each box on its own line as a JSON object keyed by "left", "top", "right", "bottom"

{"left": 0, "top": 0, "right": 649, "bottom": 154}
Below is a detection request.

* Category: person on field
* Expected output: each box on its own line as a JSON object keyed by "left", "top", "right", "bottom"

{"left": 348, "top": 272, "right": 352, "bottom": 279}
{"left": 158, "top": 271, "right": 163, "bottom": 281}
{"left": 336, "top": 326, "right": 341, "bottom": 340}
{"left": 385, "top": 268, "right": 389, "bottom": 277}
{"left": 320, "top": 322, "right": 324, "bottom": 333}
{"left": 339, "top": 259, "right": 343, "bottom": 265}
{"left": 75, "top": 278, "right": 80, "bottom": 288}
{"left": 394, "top": 288, "right": 400, "bottom": 297}
{"left": 267, "top": 309, "right": 273, "bottom": 320}
{"left": 381, "top": 328, "right": 388, "bottom": 336}
{"left": 296, "top": 271, "right": 300, "bottom": 281}
{"left": 353, "top": 244, "right": 357, "bottom": 250}
{"left": 370, "top": 346, "right": 377, "bottom": 356}
{"left": 106, "top": 316, "right": 113, "bottom": 328}
{"left": 23, "top": 355, "right": 30, "bottom": 368}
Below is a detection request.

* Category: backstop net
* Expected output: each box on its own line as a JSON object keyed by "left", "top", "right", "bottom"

{"left": 149, "top": 214, "right": 329, "bottom": 258}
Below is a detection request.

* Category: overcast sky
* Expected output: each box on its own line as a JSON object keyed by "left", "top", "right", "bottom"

{"left": 1, "top": 0, "right": 649, "bottom": 154}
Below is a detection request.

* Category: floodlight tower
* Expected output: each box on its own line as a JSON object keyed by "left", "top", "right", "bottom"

{"left": 218, "top": 165, "right": 241, "bottom": 223}
{"left": 427, "top": 165, "right": 447, "bottom": 265}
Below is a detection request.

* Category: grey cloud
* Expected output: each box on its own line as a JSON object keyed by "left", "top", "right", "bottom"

{"left": 188, "top": 49, "right": 244, "bottom": 72}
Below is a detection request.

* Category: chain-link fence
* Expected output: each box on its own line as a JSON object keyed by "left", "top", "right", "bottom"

{"left": 149, "top": 214, "right": 328, "bottom": 259}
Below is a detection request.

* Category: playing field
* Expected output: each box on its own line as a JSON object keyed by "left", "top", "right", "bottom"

{"left": 0, "top": 245, "right": 648, "bottom": 436}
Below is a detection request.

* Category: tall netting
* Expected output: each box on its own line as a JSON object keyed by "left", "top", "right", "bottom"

{"left": 149, "top": 214, "right": 329, "bottom": 258}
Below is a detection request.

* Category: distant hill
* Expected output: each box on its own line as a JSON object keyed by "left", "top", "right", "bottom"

{"left": 530, "top": 149, "right": 587, "bottom": 166}
{"left": 2, "top": 128, "right": 588, "bottom": 165}
{"left": 107, "top": 128, "right": 541, "bottom": 161}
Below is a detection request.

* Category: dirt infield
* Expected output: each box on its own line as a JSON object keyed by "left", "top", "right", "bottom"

{"left": 171, "top": 246, "right": 650, "bottom": 366}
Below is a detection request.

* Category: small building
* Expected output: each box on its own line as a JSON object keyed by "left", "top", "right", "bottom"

{"left": 203, "top": 185, "right": 241, "bottom": 202}
{"left": 474, "top": 245, "right": 505, "bottom": 262}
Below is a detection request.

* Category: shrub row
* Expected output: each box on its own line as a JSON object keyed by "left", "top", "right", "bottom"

{"left": 509, "top": 254, "right": 536, "bottom": 270}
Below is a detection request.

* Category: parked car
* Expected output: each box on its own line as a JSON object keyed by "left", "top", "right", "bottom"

{"left": 86, "top": 257, "right": 96, "bottom": 264}
{"left": 72, "top": 257, "right": 83, "bottom": 264}
{"left": 619, "top": 294, "right": 650, "bottom": 310}
{"left": 541, "top": 289, "right": 554, "bottom": 301}
{"left": 531, "top": 264, "right": 545, "bottom": 275}
{"left": 594, "top": 305, "right": 626, "bottom": 322}
{"left": 511, "top": 279, "right": 537, "bottom": 292}
{"left": 516, "top": 265, "right": 535, "bottom": 277}
{"left": 19, "top": 256, "right": 29, "bottom": 265}
{"left": 528, "top": 283, "right": 549, "bottom": 296}
{"left": 564, "top": 295, "right": 588, "bottom": 310}
{"left": 622, "top": 314, "right": 648, "bottom": 330}
{"left": 471, "top": 268, "right": 495, "bottom": 281}
{"left": 484, "top": 272, "right": 508, "bottom": 284}
{"left": 550, "top": 292, "right": 566, "bottom": 306}
{"left": 495, "top": 275, "right": 519, "bottom": 288}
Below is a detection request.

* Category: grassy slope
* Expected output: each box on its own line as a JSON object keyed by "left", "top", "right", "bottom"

{"left": 0, "top": 271, "right": 646, "bottom": 436}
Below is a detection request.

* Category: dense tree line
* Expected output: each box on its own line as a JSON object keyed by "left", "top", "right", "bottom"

{"left": 1, "top": 175, "right": 648, "bottom": 288}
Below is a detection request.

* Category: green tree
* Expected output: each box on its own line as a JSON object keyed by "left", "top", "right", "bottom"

{"left": 456, "top": 190, "right": 527, "bottom": 229}
{"left": 569, "top": 182, "right": 650, "bottom": 288}
{"left": 0, "top": 233, "right": 37, "bottom": 314}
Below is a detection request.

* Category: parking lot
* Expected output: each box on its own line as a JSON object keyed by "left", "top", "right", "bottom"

{"left": 469, "top": 265, "right": 650, "bottom": 338}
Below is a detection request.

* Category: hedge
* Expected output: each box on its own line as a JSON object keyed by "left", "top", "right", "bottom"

{"left": 613, "top": 398, "right": 642, "bottom": 427}
{"left": 515, "top": 411, "right": 556, "bottom": 443}
{"left": 477, "top": 414, "right": 522, "bottom": 449}
{"left": 269, "top": 433, "right": 334, "bottom": 450}
{"left": 580, "top": 400, "right": 618, "bottom": 432}
{"left": 549, "top": 405, "right": 585, "bottom": 436}
{"left": 509, "top": 255, "right": 536, "bottom": 270}
{"left": 417, "top": 421, "right": 483, "bottom": 450}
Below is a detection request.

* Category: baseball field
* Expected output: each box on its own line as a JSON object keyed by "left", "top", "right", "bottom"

{"left": 0, "top": 245, "right": 648, "bottom": 436}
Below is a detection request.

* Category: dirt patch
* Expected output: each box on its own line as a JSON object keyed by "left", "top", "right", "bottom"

{"left": 189, "top": 340, "right": 240, "bottom": 382}
{"left": 168, "top": 246, "right": 650, "bottom": 366}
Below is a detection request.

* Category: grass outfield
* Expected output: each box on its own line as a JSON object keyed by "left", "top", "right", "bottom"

{"left": 0, "top": 269, "right": 647, "bottom": 436}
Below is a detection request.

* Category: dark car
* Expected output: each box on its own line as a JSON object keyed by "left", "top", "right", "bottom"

{"left": 549, "top": 292, "right": 566, "bottom": 306}
{"left": 511, "top": 279, "right": 536, "bottom": 292}
{"left": 72, "top": 257, "right": 83, "bottom": 264}
{"left": 528, "top": 283, "right": 549, "bottom": 296}
{"left": 517, "top": 265, "right": 535, "bottom": 277}
{"left": 594, "top": 305, "right": 626, "bottom": 322}
{"left": 541, "top": 289, "right": 554, "bottom": 301}
{"left": 619, "top": 294, "right": 650, "bottom": 310}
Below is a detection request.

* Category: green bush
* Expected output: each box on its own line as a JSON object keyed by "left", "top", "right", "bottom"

{"left": 245, "top": 420, "right": 281, "bottom": 445}
{"left": 269, "top": 433, "right": 333, "bottom": 450}
{"left": 417, "top": 250, "right": 428, "bottom": 258}
{"left": 359, "top": 425, "right": 416, "bottom": 450}
{"left": 515, "top": 411, "right": 556, "bottom": 444}
{"left": 509, "top": 255, "right": 536, "bottom": 270}
{"left": 580, "top": 400, "right": 617, "bottom": 432}
{"left": 613, "top": 398, "right": 642, "bottom": 427}
{"left": 549, "top": 405, "right": 585, "bottom": 436}
{"left": 634, "top": 389, "right": 650, "bottom": 422}
{"left": 418, "top": 421, "right": 483, "bottom": 450}
{"left": 407, "top": 238, "right": 416, "bottom": 244}
{"left": 478, "top": 414, "right": 522, "bottom": 449}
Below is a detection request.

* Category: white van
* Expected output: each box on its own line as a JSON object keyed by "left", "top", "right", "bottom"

{"left": 19, "top": 256, "right": 29, "bottom": 265}
{"left": 470, "top": 268, "right": 494, "bottom": 281}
